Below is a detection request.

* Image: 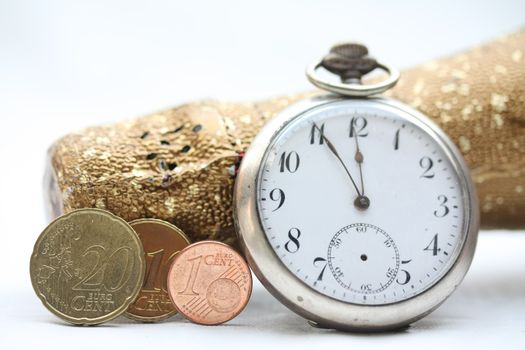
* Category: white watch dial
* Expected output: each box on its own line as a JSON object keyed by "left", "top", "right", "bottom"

{"left": 256, "top": 100, "right": 466, "bottom": 305}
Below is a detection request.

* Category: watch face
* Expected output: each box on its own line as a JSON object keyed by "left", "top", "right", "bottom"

{"left": 256, "top": 99, "right": 468, "bottom": 305}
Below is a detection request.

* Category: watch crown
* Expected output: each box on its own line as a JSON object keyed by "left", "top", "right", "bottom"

{"left": 321, "top": 43, "right": 379, "bottom": 84}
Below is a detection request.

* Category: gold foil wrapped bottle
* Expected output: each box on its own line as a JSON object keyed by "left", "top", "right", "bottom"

{"left": 45, "top": 29, "right": 525, "bottom": 248}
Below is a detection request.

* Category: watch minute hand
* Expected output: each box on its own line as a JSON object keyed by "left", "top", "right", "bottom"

{"left": 313, "top": 123, "right": 362, "bottom": 197}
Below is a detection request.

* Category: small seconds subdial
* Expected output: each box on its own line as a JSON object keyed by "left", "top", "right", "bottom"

{"left": 327, "top": 223, "right": 400, "bottom": 295}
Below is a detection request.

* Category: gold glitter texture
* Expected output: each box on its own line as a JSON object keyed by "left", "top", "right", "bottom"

{"left": 45, "top": 29, "right": 525, "bottom": 248}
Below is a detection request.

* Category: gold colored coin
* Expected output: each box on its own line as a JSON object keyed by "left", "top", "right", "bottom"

{"left": 125, "top": 219, "right": 191, "bottom": 322}
{"left": 30, "top": 208, "right": 146, "bottom": 325}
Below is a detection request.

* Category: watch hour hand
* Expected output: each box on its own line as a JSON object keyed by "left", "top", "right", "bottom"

{"left": 352, "top": 133, "right": 370, "bottom": 210}
{"left": 354, "top": 133, "right": 365, "bottom": 195}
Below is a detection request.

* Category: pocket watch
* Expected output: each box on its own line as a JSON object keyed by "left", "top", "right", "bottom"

{"left": 233, "top": 43, "right": 479, "bottom": 331}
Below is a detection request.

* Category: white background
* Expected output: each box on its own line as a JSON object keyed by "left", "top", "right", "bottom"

{"left": 1, "top": 1, "right": 524, "bottom": 349}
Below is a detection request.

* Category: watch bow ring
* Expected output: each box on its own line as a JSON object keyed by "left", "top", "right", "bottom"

{"left": 306, "top": 43, "right": 400, "bottom": 97}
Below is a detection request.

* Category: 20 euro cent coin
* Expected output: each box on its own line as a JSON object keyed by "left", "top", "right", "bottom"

{"left": 30, "top": 208, "right": 146, "bottom": 325}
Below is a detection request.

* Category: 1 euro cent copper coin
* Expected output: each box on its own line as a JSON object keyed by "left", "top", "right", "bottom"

{"left": 167, "top": 241, "right": 252, "bottom": 325}
{"left": 125, "top": 219, "right": 191, "bottom": 322}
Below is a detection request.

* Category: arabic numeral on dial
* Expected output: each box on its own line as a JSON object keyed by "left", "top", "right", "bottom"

{"left": 349, "top": 116, "right": 368, "bottom": 137}
{"left": 393, "top": 128, "right": 400, "bottom": 150}
{"left": 330, "top": 237, "right": 342, "bottom": 248}
{"left": 269, "top": 188, "right": 285, "bottom": 211}
{"left": 384, "top": 238, "right": 394, "bottom": 247}
{"left": 284, "top": 228, "right": 301, "bottom": 253}
{"left": 424, "top": 234, "right": 441, "bottom": 256}
{"left": 434, "top": 195, "right": 450, "bottom": 217}
{"left": 313, "top": 257, "right": 328, "bottom": 282}
{"left": 396, "top": 259, "right": 412, "bottom": 285}
{"left": 310, "top": 122, "right": 325, "bottom": 145}
{"left": 361, "top": 284, "right": 372, "bottom": 292}
{"left": 386, "top": 267, "right": 396, "bottom": 279}
{"left": 356, "top": 225, "right": 367, "bottom": 233}
{"left": 278, "top": 151, "right": 300, "bottom": 173}
{"left": 334, "top": 266, "right": 344, "bottom": 279}
{"left": 419, "top": 156, "right": 435, "bottom": 178}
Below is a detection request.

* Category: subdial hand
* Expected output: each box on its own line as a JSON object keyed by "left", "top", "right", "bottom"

{"left": 312, "top": 123, "right": 362, "bottom": 200}
{"left": 353, "top": 134, "right": 370, "bottom": 210}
